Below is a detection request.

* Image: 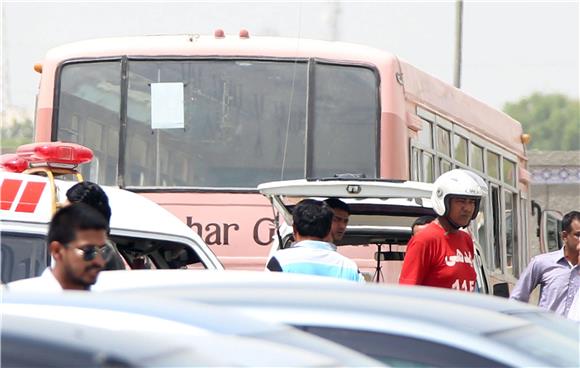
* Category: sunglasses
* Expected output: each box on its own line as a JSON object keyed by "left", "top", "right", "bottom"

{"left": 72, "top": 244, "right": 113, "bottom": 262}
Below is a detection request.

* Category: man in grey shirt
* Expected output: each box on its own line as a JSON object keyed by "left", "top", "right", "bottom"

{"left": 511, "top": 211, "right": 580, "bottom": 316}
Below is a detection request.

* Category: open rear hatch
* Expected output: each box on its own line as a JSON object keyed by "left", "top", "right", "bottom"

{"left": 258, "top": 178, "right": 436, "bottom": 234}
{"left": 258, "top": 179, "right": 437, "bottom": 278}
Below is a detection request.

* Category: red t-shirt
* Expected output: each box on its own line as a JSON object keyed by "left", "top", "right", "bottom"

{"left": 399, "top": 222, "right": 477, "bottom": 291}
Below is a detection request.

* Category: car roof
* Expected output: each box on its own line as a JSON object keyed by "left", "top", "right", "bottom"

{"left": 94, "top": 269, "right": 349, "bottom": 290}
{"left": 140, "top": 287, "right": 528, "bottom": 334}
{"left": 97, "top": 279, "right": 547, "bottom": 366}
{"left": 3, "top": 290, "right": 288, "bottom": 336}
{"left": 3, "top": 306, "right": 209, "bottom": 364}
{"left": 96, "top": 269, "right": 527, "bottom": 313}
{"left": 94, "top": 270, "right": 527, "bottom": 335}
{"left": 4, "top": 289, "right": 380, "bottom": 366}
{"left": 94, "top": 270, "right": 578, "bottom": 366}
{"left": 3, "top": 312, "right": 338, "bottom": 367}
{"left": 96, "top": 270, "right": 580, "bottom": 339}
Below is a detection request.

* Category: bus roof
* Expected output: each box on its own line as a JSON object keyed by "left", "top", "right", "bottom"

{"left": 44, "top": 34, "right": 395, "bottom": 65}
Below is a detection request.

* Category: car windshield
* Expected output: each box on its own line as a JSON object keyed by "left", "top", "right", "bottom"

{"left": 488, "top": 324, "right": 579, "bottom": 367}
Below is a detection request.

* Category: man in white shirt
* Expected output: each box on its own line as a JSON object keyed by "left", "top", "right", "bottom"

{"left": 8, "top": 203, "right": 110, "bottom": 291}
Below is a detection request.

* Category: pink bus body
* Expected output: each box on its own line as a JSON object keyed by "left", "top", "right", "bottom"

{"left": 33, "top": 34, "right": 530, "bottom": 285}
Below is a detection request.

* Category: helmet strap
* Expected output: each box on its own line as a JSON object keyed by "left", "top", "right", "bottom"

{"left": 445, "top": 216, "right": 464, "bottom": 230}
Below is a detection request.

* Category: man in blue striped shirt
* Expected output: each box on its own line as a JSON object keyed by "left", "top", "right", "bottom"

{"left": 266, "top": 199, "right": 364, "bottom": 282}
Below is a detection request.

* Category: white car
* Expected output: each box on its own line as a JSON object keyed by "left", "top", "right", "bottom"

{"left": 94, "top": 269, "right": 579, "bottom": 367}
{"left": 257, "top": 179, "right": 495, "bottom": 294}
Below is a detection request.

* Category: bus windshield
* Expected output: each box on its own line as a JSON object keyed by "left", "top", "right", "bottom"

{"left": 56, "top": 59, "right": 379, "bottom": 188}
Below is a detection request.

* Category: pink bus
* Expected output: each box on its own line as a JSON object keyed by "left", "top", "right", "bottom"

{"left": 32, "top": 30, "right": 550, "bottom": 289}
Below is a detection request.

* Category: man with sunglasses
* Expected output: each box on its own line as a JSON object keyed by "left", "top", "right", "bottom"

{"left": 8, "top": 203, "right": 110, "bottom": 291}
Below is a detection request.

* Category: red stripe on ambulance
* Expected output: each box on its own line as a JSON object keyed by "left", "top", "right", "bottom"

{"left": 14, "top": 182, "right": 47, "bottom": 213}
{"left": 1, "top": 179, "right": 23, "bottom": 210}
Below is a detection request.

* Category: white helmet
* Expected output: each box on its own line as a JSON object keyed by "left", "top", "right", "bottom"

{"left": 431, "top": 169, "right": 487, "bottom": 220}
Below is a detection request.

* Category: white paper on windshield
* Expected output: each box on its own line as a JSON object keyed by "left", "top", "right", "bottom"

{"left": 150, "top": 82, "right": 185, "bottom": 129}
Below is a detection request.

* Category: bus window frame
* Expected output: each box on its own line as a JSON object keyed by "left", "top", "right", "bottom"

{"left": 52, "top": 56, "right": 382, "bottom": 190}
{"left": 502, "top": 189, "right": 519, "bottom": 278}
{"left": 488, "top": 184, "right": 504, "bottom": 274}
{"left": 518, "top": 195, "right": 529, "bottom": 277}
{"left": 51, "top": 57, "right": 124, "bottom": 141}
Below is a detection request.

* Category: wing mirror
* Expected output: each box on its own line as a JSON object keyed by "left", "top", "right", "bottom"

{"left": 492, "top": 282, "right": 510, "bottom": 298}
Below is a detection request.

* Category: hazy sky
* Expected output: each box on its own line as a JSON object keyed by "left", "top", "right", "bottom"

{"left": 2, "top": 1, "right": 578, "bottom": 114}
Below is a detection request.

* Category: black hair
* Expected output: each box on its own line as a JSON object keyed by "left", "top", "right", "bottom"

{"left": 412, "top": 215, "right": 436, "bottom": 229}
{"left": 324, "top": 198, "right": 350, "bottom": 214}
{"left": 48, "top": 203, "right": 109, "bottom": 246}
{"left": 562, "top": 211, "right": 580, "bottom": 233}
{"left": 292, "top": 199, "right": 333, "bottom": 239}
{"left": 66, "top": 181, "right": 111, "bottom": 223}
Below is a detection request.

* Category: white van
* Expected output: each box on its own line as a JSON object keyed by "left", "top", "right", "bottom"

{"left": 1, "top": 143, "right": 223, "bottom": 284}
{"left": 258, "top": 179, "right": 493, "bottom": 294}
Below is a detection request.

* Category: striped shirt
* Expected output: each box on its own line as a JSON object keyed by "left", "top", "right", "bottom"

{"left": 266, "top": 240, "right": 364, "bottom": 282}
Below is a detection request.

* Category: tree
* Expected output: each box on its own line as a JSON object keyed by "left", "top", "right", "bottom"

{"left": 1, "top": 118, "right": 34, "bottom": 153}
{"left": 503, "top": 93, "right": 580, "bottom": 151}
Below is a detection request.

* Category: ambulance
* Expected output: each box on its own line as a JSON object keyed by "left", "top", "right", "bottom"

{"left": 1, "top": 142, "right": 223, "bottom": 284}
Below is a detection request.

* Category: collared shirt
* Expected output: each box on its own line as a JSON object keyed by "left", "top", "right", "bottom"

{"left": 510, "top": 248, "right": 578, "bottom": 315}
{"left": 7, "top": 268, "right": 63, "bottom": 292}
{"left": 568, "top": 293, "right": 580, "bottom": 321}
{"left": 266, "top": 240, "right": 364, "bottom": 282}
{"left": 565, "top": 266, "right": 580, "bottom": 320}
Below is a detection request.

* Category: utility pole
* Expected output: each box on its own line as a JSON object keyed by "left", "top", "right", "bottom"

{"left": 329, "top": 1, "right": 341, "bottom": 41}
{"left": 453, "top": 0, "right": 463, "bottom": 88}
{"left": 1, "top": 6, "right": 11, "bottom": 109}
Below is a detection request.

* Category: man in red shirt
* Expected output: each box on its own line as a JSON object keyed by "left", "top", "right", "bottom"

{"left": 399, "top": 169, "right": 486, "bottom": 291}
